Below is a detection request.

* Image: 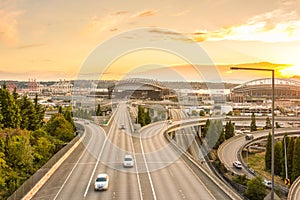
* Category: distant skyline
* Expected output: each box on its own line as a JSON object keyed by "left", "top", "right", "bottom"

{"left": 1, "top": 0, "right": 300, "bottom": 82}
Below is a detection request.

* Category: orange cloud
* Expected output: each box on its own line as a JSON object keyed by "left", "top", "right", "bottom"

{"left": 132, "top": 10, "right": 157, "bottom": 18}
{"left": 191, "top": 9, "right": 300, "bottom": 43}
{"left": 0, "top": 10, "right": 23, "bottom": 47}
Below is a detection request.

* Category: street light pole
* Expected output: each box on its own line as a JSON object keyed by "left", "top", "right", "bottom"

{"left": 231, "top": 67, "right": 275, "bottom": 200}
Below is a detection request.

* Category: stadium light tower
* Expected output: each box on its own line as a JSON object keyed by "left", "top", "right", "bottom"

{"left": 230, "top": 67, "right": 275, "bottom": 200}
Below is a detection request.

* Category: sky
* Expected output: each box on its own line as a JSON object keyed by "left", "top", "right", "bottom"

{"left": 1, "top": 0, "right": 300, "bottom": 83}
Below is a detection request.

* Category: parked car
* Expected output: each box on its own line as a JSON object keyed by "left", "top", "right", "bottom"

{"left": 123, "top": 154, "right": 134, "bottom": 168}
{"left": 94, "top": 173, "right": 109, "bottom": 191}
{"left": 233, "top": 161, "right": 242, "bottom": 169}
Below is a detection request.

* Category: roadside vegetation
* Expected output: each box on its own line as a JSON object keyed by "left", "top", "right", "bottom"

{"left": 0, "top": 83, "right": 76, "bottom": 199}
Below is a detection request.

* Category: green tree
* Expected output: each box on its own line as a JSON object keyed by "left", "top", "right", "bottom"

{"left": 245, "top": 176, "right": 266, "bottom": 200}
{"left": 44, "top": 114, "right": 74, "bottom": 142}
{"left": 274, "top": 141, "right": 283, "bottom": 175}
{"left": 264, "top": 116, "right": 272, "bottom": 129}
{"left": 137, "top": 106, "right": 145, "bottom": 126}
{"left": 12, "top": 87, "right": 19, "bottom": 101}
{"left": 225, "top": 120, "right": 234, "bottom": 140}
{"left": 250, "top": 113, "right": 257, "bottom": 132}
{"left": 199, "top": 110, "right": 205, "bottom": 116}
{"left": 0, "top": 83, "right": 21, "bottom": 128}
{"left": 33, "top": 94, "right": 45, "bottom": 129}
{"left": 292, "top": 137, "right": 300, "bottom": 182}
{"left": 5, "top": 130, "right": 34, "bottom": 173}
{"left": 265, "top": 132, "right": 272, "bottom": 171}
{"left": 145, "top": 109, "right": 151, "bottom": 125}
{"left": 95, "top": 104, "right": 101, "bottom": 116}
{"left": 206, "top": 120, "right": 224, "bottom": 149}
{"left": 202, "top": 119, "right": 210, "bottom": 138}
{"left": 19, "top": 95, "right": 37, "bottom": 131}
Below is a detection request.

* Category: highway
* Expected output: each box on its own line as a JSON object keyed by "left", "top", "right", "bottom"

{"left": 32, "top": 103, "right": 141, "bottom": 199}
{"left": 218, "top": 127, "right": 300, "bottom": 178}
{"left": 31, "top": 103, "right": 239, "bottom": 199}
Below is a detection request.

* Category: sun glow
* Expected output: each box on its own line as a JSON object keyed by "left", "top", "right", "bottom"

{"left": 279, "top": 65, "right": 300, "bottom": 77}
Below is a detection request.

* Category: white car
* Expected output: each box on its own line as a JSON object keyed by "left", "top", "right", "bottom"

{"left": 233, "top": 161, "right": 242, "bottom": 169}
{"left": 94, "top": 173, "right": 109, "bottom": 191}
{"left": 123, "top": 155, "right": 134, "bottom": 168}
{"left": 263, "top": 179, "right": 272, "bottom": 188}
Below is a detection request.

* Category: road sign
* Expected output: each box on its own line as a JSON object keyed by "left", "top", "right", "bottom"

{"left": 284, "top": 178, "right": 290, "bottom": 186}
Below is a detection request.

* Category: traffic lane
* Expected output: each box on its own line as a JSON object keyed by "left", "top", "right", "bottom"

{"left": 85, "top": 127, "right": 140, "bottom": 199}
{"left": 219, "top": 135, "right": 253, "bottom": 177}
{"left": 32, "top": 123, "right": 105, "bottom": 200}
{"left": 151, "top": 160, "right": 216, "bottom": 200}
{"left": 85, "top": 105, "right": 141, "bottom": 200}
{"left": 141, "top": 124, "right": 228, "bottom": 199}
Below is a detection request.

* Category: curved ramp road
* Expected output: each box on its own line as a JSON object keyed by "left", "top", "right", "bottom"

{"left": 218, "top": 127, "right": 300, "bottom": 178}
{"left": 32, "top": 102, "right": 238, "bottom": 200}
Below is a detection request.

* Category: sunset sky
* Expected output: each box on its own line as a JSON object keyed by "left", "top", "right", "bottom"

{"left": 1, "top": 0, "right": 300, "bottom": 82}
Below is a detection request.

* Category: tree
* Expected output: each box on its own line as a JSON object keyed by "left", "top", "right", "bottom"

{"left": 292, "top": 137, "right": 300, "bottom": 182}
{"left": 145, "top": 109, "right": 151, "bottom": 125}
{"left": 5, "top": 129, "right": 34, "bottom": 173}
{"left": 245, "top": 176, "right": 266, "bottom": 200}
{"left": 44, "top": 114, "right": 74, "bottom": 142}
{"left": 250, "top": 113, "right": 257, "bottom": 132}
{"left": 287, "top": 137, "right": 295, "bottom": 179}
{"left": 265, "top": 132, "right": 272, "bottom": 171}
{"left": 19, "top": 95, "right": 37, "bottom": 131}
{"left": 225, "top": 120, "right": 234, "bottom": 139}
{"left": 202, "top": 119, "right": 210, "bottom": 138}
{"left": 33, "top": 94, "right": 45, "bottom": 129}
{"left": 95, "top": 104, "right": 101, "bottom": 116}
{"left": 199, "top": 110, "right": 205, "bottom": 116}
{"left": 274, "top": 141, "right": 282, "bottom": 175}
{"left": 264, "top": 116, "right": 272, "bottom": 129}
{"left": 0, "top": 84, "right": 21, "bottom": 128}
{"left": 137, "top": 106, "right": 145, "bottom": 126}
{"left": 205, "top": 120, "right": 224, "bottom": 149}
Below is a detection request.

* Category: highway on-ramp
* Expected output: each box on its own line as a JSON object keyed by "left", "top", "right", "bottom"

{"left": 218, "top": 127, "right": 300, "bottom": 178}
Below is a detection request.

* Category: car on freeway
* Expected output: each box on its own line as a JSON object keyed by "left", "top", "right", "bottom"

{"left": 120, "top": 124, "right": 125, "bottom": 129}
{"left": 233, "top": 161, "right": 243, "bottom": 169}
{"left": 263, "top": 179, "right": 272, "bottom": 188}
{"left": 94, "top": 173, "right": 109, "bottom": 191}
{"left": 123, "top": 154, "right": 134, "bottom": 168}
{"left": 245, "top": 133, "right": 254, "bottom": 140}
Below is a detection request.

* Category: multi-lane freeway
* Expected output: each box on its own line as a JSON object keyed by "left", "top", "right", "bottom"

{"left": 31, "top": 103, "right": 239, "bottom": 199}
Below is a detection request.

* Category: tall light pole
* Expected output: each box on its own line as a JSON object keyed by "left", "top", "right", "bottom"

{"left": 230, "top": 67, "right": 275, "bottom": 200}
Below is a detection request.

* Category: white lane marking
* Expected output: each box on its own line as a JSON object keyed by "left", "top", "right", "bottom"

{"left": 125, "top": 108, "right": 143, "bottom": 200}
{"left": 83, "top": 124, "right": 111, "bottom": 197}
{"left": 53, "top": 125, "right": 93, "bottom": 200}
{"left": 140, "top": 132, "right": 157, "bottom": 200}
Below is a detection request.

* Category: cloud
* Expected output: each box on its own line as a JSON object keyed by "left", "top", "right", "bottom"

{"left": 132, "top": 10, "right": 157, "bottom": 18}
{"left": 190, "top": 8, "right": 300, "bottom": 43}
{"left": 112, "top": 11, "right": 129, "bottom": 15}
{"left": 0, "top": 9, "right": 23, "bottom": 46}
{"left": 17, "top": 43, "right": 46, "bottom": 49}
